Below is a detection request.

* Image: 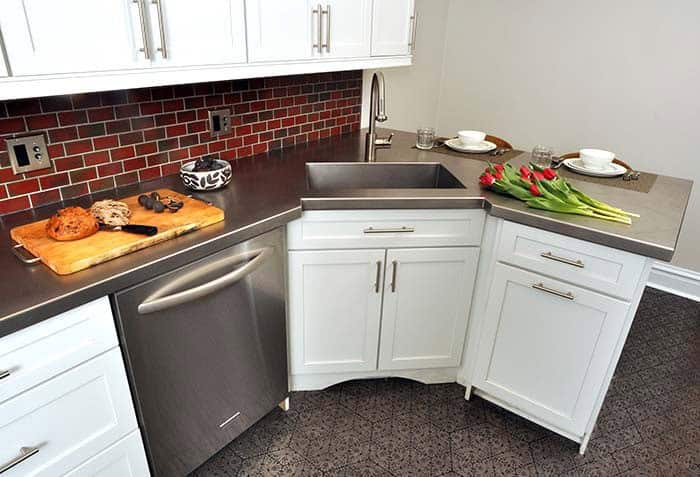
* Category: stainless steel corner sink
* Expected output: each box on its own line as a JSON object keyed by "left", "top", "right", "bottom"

{"left": 306, "top": 162, "right": 465, "bottom": 191}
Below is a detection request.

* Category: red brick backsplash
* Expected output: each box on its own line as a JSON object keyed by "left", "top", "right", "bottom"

{"left": 0, "top": 71, "right": 362, "bottom": 215}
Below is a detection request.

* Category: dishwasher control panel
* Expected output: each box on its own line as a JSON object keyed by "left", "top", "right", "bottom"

{"left": 7, "top": 134, "right": 51, "bottom": 174}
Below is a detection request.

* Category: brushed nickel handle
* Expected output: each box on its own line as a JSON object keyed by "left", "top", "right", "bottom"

{"left": 0, "top": 370, "right": 10, "bottom": 380}
{"left": 0, "top": 447, "right": 39, "bottom": 474}
{"left": 540, "top": 251, "right": 584, "bottom": 268}
{"left": 374, "top": 261, "right": 381, "bottom": 293}
{"left": 138, "top": 247, "right": 273, "bottom": 314}
{"left": 408, "top": 12, "right": 417, "bottom": 53}
{"left": 312, "top": 4, "right": 322, "bottom": 52}
{"left": 152, "top": 0, "right": 168, "bottom": 59}
{"left": 390, "top": 261, "right": 398, "bottom": 293}
{"left": 322, "top": 5, "right": 331, "bottom": 53}
{"left": 363, "top": 226, "right": 415, "bottom": 234}
{"left": 532, "top": 282, "right": 574, "bottom": 301}
{"left": 12, "top": 244, "right": 40, "bottom": 265}
{"left": 133, "top": 0, "right": 151, "bottom": 59}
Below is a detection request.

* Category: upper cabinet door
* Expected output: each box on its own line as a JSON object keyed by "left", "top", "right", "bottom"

{"left": 317, "top": 0, "right": 371, "bottom": 59}
{"left": 378, "top": 247, "right": 479, "bottom": 370}
{"left": 147, "top": 0, "right": 246, "bottom": 68}
{"left": 245, "top": 0, "right": 315, "bottom": 62}
{"left": 371, "top": 0, "right": 415, "bottom": 56}
{"left": 0, "top": 0, "right": 150, "bottom": 76}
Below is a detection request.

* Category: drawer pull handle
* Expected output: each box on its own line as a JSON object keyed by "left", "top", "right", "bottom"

{"left": 540, "top": 251, "right": 584, "bottom": 268}
{"left": 532, "top": 282, "right": 574, "bottom": 301}
{"left": 0, "top": 370, "right": 10, "bottom": 380}
{"left": 0, "top": 447, "right": 39, "bottom": 474}
{"left": 390, "top": 260, "right": 398, "bottom": 292}
{"left": 363, "top": 226, "right": 415, "bottom": 234}
{"left": 374, "top": 261, "right": 382, "bottom": 293}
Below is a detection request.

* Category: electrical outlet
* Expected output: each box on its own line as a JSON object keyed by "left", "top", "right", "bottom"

{"left": 7, "top": 134, "right": 51, "bottom": 174}
{"left": 208, "top": 109, "right": 231, "bottom": 136}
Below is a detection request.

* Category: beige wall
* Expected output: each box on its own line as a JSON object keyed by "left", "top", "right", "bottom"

{"left": 370, "top": 0, "right": 700, "bottom": 271}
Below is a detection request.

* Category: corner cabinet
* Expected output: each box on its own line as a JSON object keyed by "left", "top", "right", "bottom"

{"left": 286, "top": 209, "right": 484, "bottom": 390}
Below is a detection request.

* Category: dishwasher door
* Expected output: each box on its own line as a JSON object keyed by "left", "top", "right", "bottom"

{"left": 113, "top": 228, "right": 288, "bottom": 477}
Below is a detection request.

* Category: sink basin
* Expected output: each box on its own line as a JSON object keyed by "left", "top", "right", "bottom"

{"left": 306, "top": 162, "right": 465, "bottom": 191}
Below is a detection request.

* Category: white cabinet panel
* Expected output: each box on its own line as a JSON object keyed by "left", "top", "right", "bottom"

{"left": 371, "top": 0, "right": 414, "bottom": 56}
{"left": 148, "top": 0, "right": 246, "bottom": 67}
{"left": 379, "top": 247, "right": 479, "bottom": 370}
{"left": 245, "top": 0, "right": 315, "bottom": 62}
{"left": 0, "top": 297, "right": 116, "bottom": 404}
{"left": 288, "top": 249, "right": 385, "bottom": 374}
{"left": 0, "top": 349, "right": 139, "bottom": 477}
{"left": 0, "top": 0, "right": 149, "bottom": 76}
{"left": 64, "top": 431, "right": 149, "bottom": 477}
{"left": 320, "top": 0, "right": 371, "bottom": 58}
{"left": 473, "top": 263, "right": 630, "bottom": 436}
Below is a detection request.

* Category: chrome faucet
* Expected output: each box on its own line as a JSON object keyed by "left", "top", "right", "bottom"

{"left": 364, "top": 72, "right": 393, "bottom": 162}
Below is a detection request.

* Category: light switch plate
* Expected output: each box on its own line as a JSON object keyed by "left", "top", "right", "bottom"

{"left": 6, "top": 134, "right": 51, "bottom": 174}
{"left": 208, "top": 109, "right": 231, "bottom": 136}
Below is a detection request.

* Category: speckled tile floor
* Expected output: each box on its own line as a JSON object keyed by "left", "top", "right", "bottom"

{"left": 191, "top": 288, "right": 699, "bottom": 476}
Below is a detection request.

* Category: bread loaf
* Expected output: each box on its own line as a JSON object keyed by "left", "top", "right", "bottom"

{"left": 46, "top": 207, "right": 100, "bottom": 241}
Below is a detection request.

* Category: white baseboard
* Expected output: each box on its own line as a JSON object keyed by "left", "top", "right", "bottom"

{"left": 647, "top": 262, "right": 700, "bottom": 302}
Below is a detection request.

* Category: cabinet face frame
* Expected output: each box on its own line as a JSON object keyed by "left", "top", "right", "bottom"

{"left": 371, "top": 0, "right": 415, "bottom": 56}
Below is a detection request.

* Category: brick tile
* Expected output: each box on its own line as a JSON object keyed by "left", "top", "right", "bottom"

{"left": 162, "top": 161, "right": 181, "bottom": 176}
{"left": 157, "top": 138, "right": 178, "bottom": 152}
{"left": 163, "top": 99, "right": 184, "bottom": 112}
{"left": 115, "top": 103, "right": 141, "bottom": 118}
{"left": 60, "top": 183, "right": 89, "bottom": 199}
{"left": 98, "top": 162, "right": 123, "bottom": 177}
{"left": 169, "top": 149, "right": 188, "bottom": 162}
{"left": 6, "top": 99, "right": 42, "bottom": 116}
{"left": 72, "top": 93, "right": 101, "bottom": 109}
{"left": 65, "top": 139, "right": 93, "bottom": 155}
{"left": 26, "top": 114, "right": 58, "bottom": 130}
{"left": 123, "top": 157, "right": 147, "bottom": 172}
{"left": 100, "top": 91, "right": 128, "bottom": 106}
{"left": 151, "top": 86, "right": 173, "bottom": 100}
{"left": 140, "top": 102, "right": 163, "bottom": 115}
{"left": 40, "top": 96, "right": 72, "bottom": 112}
{"left": 93, "top": 135, "right": 119, "bottom": 150}
{"left": 185, "top": 97, "right": 204, "bottom": 109}
{"left": 78, "top": 123, "right": 106, "bottom": 138}
{"left": 187, "top": 121, "right": 206, "bottom": 134}
{"left": 89, "top": 177, "right": 115, "bottom": 193}
{"left": 39, "top": 172, "right": 70, "bottom": 189}
{"left": 110, "top": 146, "right": 136, "bottom": 161}
{"left": 7, "top": 179, "right": 39, "bottom": 196}
{"left": 0, "top": 185, "right": 6, "bottom": 200}
{"left": 179, "top": 134, "right": 199, "bottom": 148}
{"left": 115, "top": 171, "right": 139, "bottom": 187}
{"left": 86, "top": 107, "right": 115, "bottom": 122}
{"left": 131, "top": 117, "right": 155, "bottom": 131}
{"left": 84, "top": 151, "right": 110, "bottom": 166}
{"left": 47, "top": 144, "right": 65, "bottom": 158}
{"left": 138, "top": 166, "right": 161, "bottom": 181}
{"left": 135, "top": 142, "right": 157, "bottom": 156}
{"left": 106, "top": 119, "right": 131, "bottom": 134}
{"left": 30, "top": 189, "right": 61, "bottom": 207}
{"left": 69, "top": 167, "right": 97, "bottom": 183}
{"left": 119, "top": 131, "right": 143, "bottom": 146}
{"left": 0, "top": 118, "right": 26, "bottom": 134}
{"left": 173, "top": 85, "right": 194, "bottom": 98}
{"left": 54, "top": 156, "right": 84, "bottom": 171}
{"left": 144, "top": 127, "right": 166, "bottom": 141}
{"left": 0, "top": 196, "right": 31, "bottom": 215}
{"left": 189, "top": 145, "right": 208, "bottom": 158}
{"left": 166, "top": 124, "right": 187, "bottom": 137}
{"left": 176, "top": 110, "right": 196, "bottom": 123}
{"left": 58, "top": 110, "right": 88, "bottom": 126}
{"left": 147, "top": 153, "right": 169, "bottom": 166}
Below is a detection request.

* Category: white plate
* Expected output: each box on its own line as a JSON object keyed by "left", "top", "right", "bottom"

{"left": 562, "top": 158, "right": 627, "bottom": 177}
{"left": 445, "top": 138, "right": 498, "bottom": 154}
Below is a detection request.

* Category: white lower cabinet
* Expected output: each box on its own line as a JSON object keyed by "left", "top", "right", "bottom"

{"left": 288, "top": 249, "right": 385, "bottom": 374}
{"left": 0, "top": 349, "right": 141, "bottom": 477}
{"left": 379, "top": 247, "right": 479, "bottom": 370}
{"left": 472, "top": 263, "right": 631, "bottom": 437}
{"left": 64, "top": 431, "right": 149, "bottom": 477}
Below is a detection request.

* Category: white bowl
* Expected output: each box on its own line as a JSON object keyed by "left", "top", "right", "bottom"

{"left": 458, "top": 130, "right": 486, "bottom": 145}
{"left": 180, "top": 159, "right": 232, "bottom": 191}
{"left": 579, "top": 149, "right": 615, "bottom": 170}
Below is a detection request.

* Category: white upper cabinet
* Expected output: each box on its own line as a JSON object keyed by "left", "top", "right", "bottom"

{"left": 0, "top": 0, "right": 150, "bottom": 76}
{"left": 379, "top": 247, "right": 479, "bottom": 370}
{"left": 245, "top": 0, "right": 315, "bottom": 62}
{"left": 147, "top": 0, "right": 246, "bottom": 67}
{"left": 0, "top": 51, "right": 8, "bottom": 77}
{"left": 371, "top": 0, "right": 415, "bottom": 56}
{"left": 317, "top": 0, "right": 372, "bottom": 59}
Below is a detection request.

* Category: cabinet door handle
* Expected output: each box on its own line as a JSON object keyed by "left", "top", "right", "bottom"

{"left": 532, "top": 282, "right": 574, "bottom": 301}
{"left": 312, "top": 4, "right": 322, "bottom": 52}
{"left": 322, "top": 5, "right": 331, "bottom": 53}
{"left": 540, "top": 251, "right": 584, "bottom": 268}
{"left": 374, "top": 261, "right": 381, "bottom": 293}
{"left": 363, "top": 226, "right": 415, "bottom": 234}
{"left": 0, "top": 447, "right": 39, "bottom": 474}
{"left": 390, "top": 261, "right": 398, "bottom": 292}
{"left": 408, "top": 12, "right": 417, "bottom": 53}
{"left": 0, "top": 369, "right": 10, "bottom": 380}
{"left": 152, "top": 0, "right": 168, "bottom": 59}
{"left": 133, "top": 0, "right": 151, "bottom": 59}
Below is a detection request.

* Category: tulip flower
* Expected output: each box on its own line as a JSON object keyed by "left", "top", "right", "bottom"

{"left": 519, "top": 165, "right": 531, "bottom": 178}
{"left": 529, "top": 183, "right": 541, "bottom": 196}
{"left": 532, "top": 171, "right": 545, "bottom": 181}
{"left": 542, "top": 168, "right": 557, "bottom": 180}
{"left": 479, "top": 173, "right": 495, "bottom": 187}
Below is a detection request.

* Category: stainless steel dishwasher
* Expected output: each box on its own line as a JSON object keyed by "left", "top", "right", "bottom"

{"left": 113, "top": 228, "right": 288, "bottom": 477}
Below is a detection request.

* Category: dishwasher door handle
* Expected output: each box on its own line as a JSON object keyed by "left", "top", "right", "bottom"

{"left": 138, "top": 247, "right": 274, "bottom": 315}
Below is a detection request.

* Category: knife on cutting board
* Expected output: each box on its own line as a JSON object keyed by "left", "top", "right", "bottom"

{"left": 99, "top": 224, "right": 158, "bottom": 236}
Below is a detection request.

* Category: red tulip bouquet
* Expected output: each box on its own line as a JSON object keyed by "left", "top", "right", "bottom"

{"left": 479, "top": 163, "right": 638, "bottom": 224}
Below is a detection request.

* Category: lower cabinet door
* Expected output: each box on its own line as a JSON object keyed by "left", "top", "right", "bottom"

{"left": 0, "top": 349, "right": 138, "bottom": 477}
{"left": 64, "top": 431, "right": 149, "bottom": 477}
{"left": 288, "top": 249, "right": 386, "bottom": 374}
{"left": 378, "top": 247, "right": 479, "bottom": 370}
{"left": 472, "top": 263, "right": 630, "bottom": 436}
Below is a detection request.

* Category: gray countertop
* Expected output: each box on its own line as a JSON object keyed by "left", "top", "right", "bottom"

{"left": 0, "top": 129, "right": 692, "bottom": 337}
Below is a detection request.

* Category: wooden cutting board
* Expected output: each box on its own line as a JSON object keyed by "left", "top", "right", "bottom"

{"left": 10, "top": 189, "right": 224, "bottom": 275}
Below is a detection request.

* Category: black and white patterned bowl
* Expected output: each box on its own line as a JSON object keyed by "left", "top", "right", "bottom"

{"left": 180, "top": 160, "right": 232, "bottom": 191}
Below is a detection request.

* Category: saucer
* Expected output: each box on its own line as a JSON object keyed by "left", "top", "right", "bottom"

{"left": 445, "top": 138, "right": 497, "bottom": 154}
{"left": 562, "top": 158, "right": 626, "bottom": 177}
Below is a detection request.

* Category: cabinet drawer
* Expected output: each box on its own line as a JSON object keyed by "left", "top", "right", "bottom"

{"left": 497, "top": 221, "right": 646, "bottom": 300}
{"left": 288, "top": 209, "right": 485, "bottom": 250}
{"left": 0, "top": 349, "right": 138, "bottom": 477}
{"left": 64, "top": 431, "right": 149, "bottom": 477}
{"left": 0, "top": 297, "right": 117, "bottom": 404}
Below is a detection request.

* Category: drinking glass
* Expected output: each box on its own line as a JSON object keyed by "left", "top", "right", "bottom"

{"left": 531, "top": 145, "right": 553, "bottom": 168}
{"left": 416, "top": 128, "right": 436, "bottom": 150}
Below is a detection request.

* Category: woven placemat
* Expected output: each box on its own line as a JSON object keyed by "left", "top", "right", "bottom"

{"left": 558, "top": 167, "right": 657, "bottom": 193}
{"left": 412, "top": 143, "right": 522, "bottom": 164}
